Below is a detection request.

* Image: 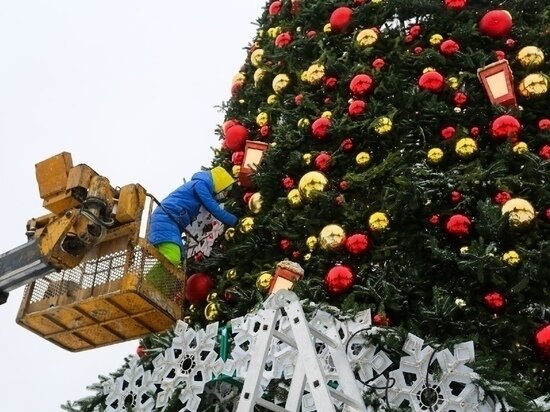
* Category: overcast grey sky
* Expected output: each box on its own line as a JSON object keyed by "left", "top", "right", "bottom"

{"left": 0, "top": 2, "right": 261, "bottom": 410}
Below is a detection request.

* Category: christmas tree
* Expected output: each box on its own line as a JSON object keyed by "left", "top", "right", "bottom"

{"left": 66, "top": 0, "right": 549, "bottom": 410}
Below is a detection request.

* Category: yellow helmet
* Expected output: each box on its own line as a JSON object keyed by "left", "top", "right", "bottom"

{"left": 211, "top": 166, "right": 235, "bottom": 193}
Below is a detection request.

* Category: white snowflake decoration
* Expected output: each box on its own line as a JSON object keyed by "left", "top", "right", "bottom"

{"left": 151, "top": 321, "right": 224, "bottom": 411}
{"left": 185, "top": 206, "right": 225, "bottom": 258}
{"left": 103, "top": 356, "right": 156, "bottom": 412}
{"left": 372, "top": 333, "right": 495, "bottom": 411}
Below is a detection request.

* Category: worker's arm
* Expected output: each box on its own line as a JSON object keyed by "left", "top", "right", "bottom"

{"left": 193, "top": 182, "right": 238, "bottom": 226}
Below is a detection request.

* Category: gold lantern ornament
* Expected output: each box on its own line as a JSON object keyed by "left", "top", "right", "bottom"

{"left": 239, "top": 217, "right": 255, "bottom": 233}
{"left": 477, "top": 59, "right": 517, "bottom": 107}
{"left": 427, "top": 148, "right": 444, "bottom": 164}
{"left": 356, "top": 28, "right": 378, "bottom": 47}
{"left": 298, "top": 171, "right": 329, "bottom": 199}
{"left": 355, "top": 151, "right": 371, "bottom": 166}
{"left": 268, "top": 260, "right": 305, "bottom": 295}
{"left": 204, "top": 302, "right": 221, "bottom": 321}
{"left": 501, "top": 198, "right": 535, "bottom": 228}
{"left": 273, "top": 74, "right": 290, "bottom": 94}
{"left": 518, "top": 73, "right": 548, "bottom": 98}
{"left": 369, "top": 212, "right": 389, "bottom": 231}
{"left": 287, "top": 189, "right": 303, "bottom": 208}
{"left": 319, "top": 224, "right": 346, "bottom": 251}
{"left": 224, "top": 227, "right": 236, "bottom": 241}
{"left": 248, "top": 192, "right": 263, "bottom": 214}
{"left": 516, "top": 46, "right": 545, "bottom": 69}
{"left": 455, "top": 137, "right": 478, "bottom": 159}
{"left": 373, "top": 116, "right": 393, "bottom": 135}
{"left": 256, "top": 271, "right": 273, "bottom": 292}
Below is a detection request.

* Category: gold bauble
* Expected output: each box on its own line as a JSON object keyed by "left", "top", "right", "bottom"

{"left": 423, "top": 67, "right": 436, "bottom": 73}
{"left": 446, "top": 76, "right": 460, "bottom": 90}
{"left": 273, "top": 74, "right": 290, "bottom": 94}
{"left": 321, "top": 111, "right": 332, "bottom": 119}
{"left": 355, "top": 151, "right": 371, "bottom": 166}
{"left": 256, "top": 112, "right": 268, "bottom": 127}
{"left": 323, "top": 23, "right": 332, "bottom": 33}
{"left": 188, "top": 304, "right": 197, "bottom": 313}
{"left": 303, "top": 153, "right": 312, "bottom": 165}
{"left": 226, "top": 268, "right": 238, "bottom": 280}
{"left": 287, "top": 189, "right": 303, "bottom": 208}
{"left": 502, "top": 250, "right": 520, "bottom": 266}
{"left": 513, "top": 142, "right": 529, "bottom": 154}
{"left": 231, "top": 165, "right": 241, "bottom": 178}
{"left": 306, "top": 235, "right": 318, "bottom": 251}
{"left": 374, "top": 117, "right": 392, "bottom": 134}
{"left": 248, "top": 192, "right": 263, "bottom": 214}
{"left": 502, "top": 198, "right": 535, "bottom": 228}
{"left": 298, "top": 171, "right": 329, "bottom": 199}
{"left": 250, "top": 49, "right": 264, "bottom": 67}
{"left": 239, "top": 217, "right": 255, "bottom": 233}
{"left": 369, "top": 212, "right": 389, "bottom": 231}
{"left": 256, "top": 272, "right": 273, "bottom": 292}
{"left": 267, "top": 94, "right": 278, "bottom": 104}
{"left": 307, "top": 63, "right": 325, "bottom": 85}
{"left": 319, "top": 224, "right": 346, "bottom": 251}
{"left": 300, "top": 70, "right": 309, "bottom": 82}
{"left": 455, "top": 137, "right": 478, "bottom": 158}
{"left": 254, "top": 68, "right": 266, "bottom": 86}
{"left": 460, "top": 246, "right": 469, "bottom": 255}
{"left": 356, "top": 28, "right": 378, "bottom": 46}
{"left": 427, "top": 148, "right": 444, "bottom": 164}
{"left": 224, "top": 227, "right": 236, "bottom": 241}
{"left": 204, "top": 302, "right": 221, "bottom": 321}
{"left": 207, "top": 292, "right": 218, "bottom": 303}
{"left": 183, "top": 315, "right": 192, "bottom": 324}
{"left": 455, "top": 298, "right": 466, "bottom": 308}
{"left": 304, "top": 253, "right": 312, "bottom": 261}
{"left": 518, "top": 73, "right": 548, "bottom": 98}
{"left": 232, "top": 72, "right": 245, "bottom": 84}
{"left": 298, "top": 118, "right": 310, "bottom": 128}
{"left": 429, "top": 34, "right": 443, "bottom": 46}
{"left": 517, "top": 46, "right": 545, "bottom": 69}
{"left": 267, "top": 26, "right": 282, "bottom": 38}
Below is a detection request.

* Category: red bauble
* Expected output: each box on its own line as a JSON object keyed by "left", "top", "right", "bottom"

{"left": 493, "top": 191, "right": 512, "bottom": 205}
{"left": 409, "top": 25, "right": 421, "bottom": 38}
{"left": 349, "top": 74, "right": 374, "bottom": 96}
{"left": 453, "top": 92, "right": 468, "bottom": 106}
{"left": 185, "top": 272, "right": 214, "bottom": 304}
{"left": 418, "top": 71, "right": 444, "bottom": 93}
{"left": 231, "top": 151, "right": 244, "bottom": 165}
{"left": 194, "top": 251, "right": 204, "bottom": 263}
{"left": 495, "top": 50, "right": 506, "bottom": 60}
{"left": 311, "top": 117, "right": 331, "bottom": 140}
{"left": 230, "top": 81, "right": 243, "bottom": 97}
{"left": 325, "top": 265, "right": 355, "bottom": 296}
{"left": 538, "top": 118, "right": 550, "bottom": 131}
{"left": 243, "top": 191, "right": 254, "bottom": 204}
{"left": 341, "top": 138, "right": 354, "bottom": 152}
{"left": 306, "top": 30, "right": 316, "bottom": 39}
{"left": 483, "top": 291, "right": 506, "bottom": 313}
{"left": 315, "top": 152, "right": 332, "bottom": 171}
{"left": 404, "top": 34, "right": 414, "bottom": 44}
{"left": 335, "top": 194, "right": 345, "bottom": 206}
{"left": 538, "top": 144, "right": 550, "bottom": 160}
{"left": 373, "top": 313, "right": 390, "bottom": 326}
{"left": 279, "top": 238, "right": 291, "bottom": 251}
{"left": 444, "top": 0, "right": 467, "bottom": 11}
{"left": 275, "top": 32, "right": 292, "bottom": 48}
{"left": 348, "top": 100, "right": 366, "bottom": 117}
{"left": 440, "top": 126, "right": 456, "bottom": 140}
{"left": 325, "top": 77, "right": 338, "bottom": 89}
{"left": 282, "top": 175, "right": 295, "bottom": 189}
{"left": 339, "top": 180, "right": 349, "bottom": 191}
{"left": 440, "top": 39, "right": 460, "bottom": 56}
{"left": 491, "top": 115, "right": 521, "bottom": 142}
{"left": 413, "top": 46, "right": 424, "bottom": 55}
{"left": 223, "top": 119, "right": 238, "bottom": 133}
{"left": 470, "top": 127, "right": 480, "bottom": 137}
{"left": 544, "top": 208, "right": 550, "bottom": 222}
{"left": 294, "top": 94, "right": 304, "bottom": 105}
{"left": 534, "top": 324, "right": 550, "bottom": 361}
{"left": 260, "top": 125, "right": 270, "bottom": 138}
{"left": 505, "top": 38, "right": 516, "bottom": 49}
{"left": 330, "top": 7, "right": 353, "bottom": 32}
{"left": 224, "top": 124, "right": 249, "bottom": 151}
{"left": 450, "top": 190, "right": 462, "bottom": 203}
{"left": 345, "top": 233, "right": 369, "bottom": 255}
{"left": 136, "top": 344, "right": 147, "bottom": 358}
{"left": 268, "top": 1, "right": 282, "bottom": 15}
{"left": 445, "top": 214, "right": 471, "bottom": 237}
{"left": 479, "top": 10, "right": 513, "bottom": 38}
{"left": 372, "top": 58, "right": 385, "bottom": 70}
{"left": 428, "top": 214, "right": 441, "bottom": 225}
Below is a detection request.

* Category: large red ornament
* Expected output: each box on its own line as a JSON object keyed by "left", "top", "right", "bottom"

{"left": 445, "top": 214, "right": 471, "bottom": 237}
{"left": 275, "top": 32, "right": 292, "bottom": 48}
{"left": 349, "top": 74, "right": 374, "bottom": 96}
{"left": 268, "top": 1, "right": 282, "bottom": 15}
{"left": 185, "top": 272, "right": 214, "bottom": 304}
{"left": 453, "top": 92, "right": 468, "bottom": 106}
{"left": 311, "top": 117, "right": 331, "bottom": 140}
{"left": 315, "top": 152, "right": 332, "bottom": 171}
{"left": 538, "top": 144, "right": 550, "bottom": 160}
{"left": 224, "top": 124, "right": 249, "bottom": 151}
{"left": 440, "top": 39, "right": 460, "bottom": 56}
{"left": 325, "top": 265, "right": 355, "bottom": 296}
{"left": 330, "top": 7, "right": 353, "bottom": 32}
{"left": 348, "top": 100, "right": 366, "bottom": 117}
{"left": 538, "top": 118, "right": 550, "bottom": 131}
{"left": 345, "top": 234, "right": 369, "bottom": 255}
{"left": 418, "top": 71, "right": 445, "bottom": 93}
{"left": 534, "top": 324, "right": 550, "bottom": 361}
{"left": 479, "top": 10, "right": 513, "bottom": 38}
{"left": 491, "top": 115, "right": 521, "bottom": 142}
{"left": 483, "top": 291, "right": 506, "bottom": 313}
{"left": 444, "top": 0, "right": 467, "bottom": 11}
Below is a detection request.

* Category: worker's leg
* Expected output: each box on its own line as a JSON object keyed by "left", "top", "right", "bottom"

{"left": 145, "top": 242, "right": 183, "bottom": 297}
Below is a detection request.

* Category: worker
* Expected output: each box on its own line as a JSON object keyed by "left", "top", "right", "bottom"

{"left": 148, "top": 166, "right": 239, "bottom": 265}
{"left": 145, "top": 166, "right": 238, "bottom": 298}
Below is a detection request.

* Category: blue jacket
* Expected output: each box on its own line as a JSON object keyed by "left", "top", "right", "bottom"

{"left": 147, "top": 170, "right": 238, "bottom": 252}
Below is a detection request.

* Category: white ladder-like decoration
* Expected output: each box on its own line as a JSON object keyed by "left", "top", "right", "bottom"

{"left": 236, "top": 290, "right": 368, "bottom": 412}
